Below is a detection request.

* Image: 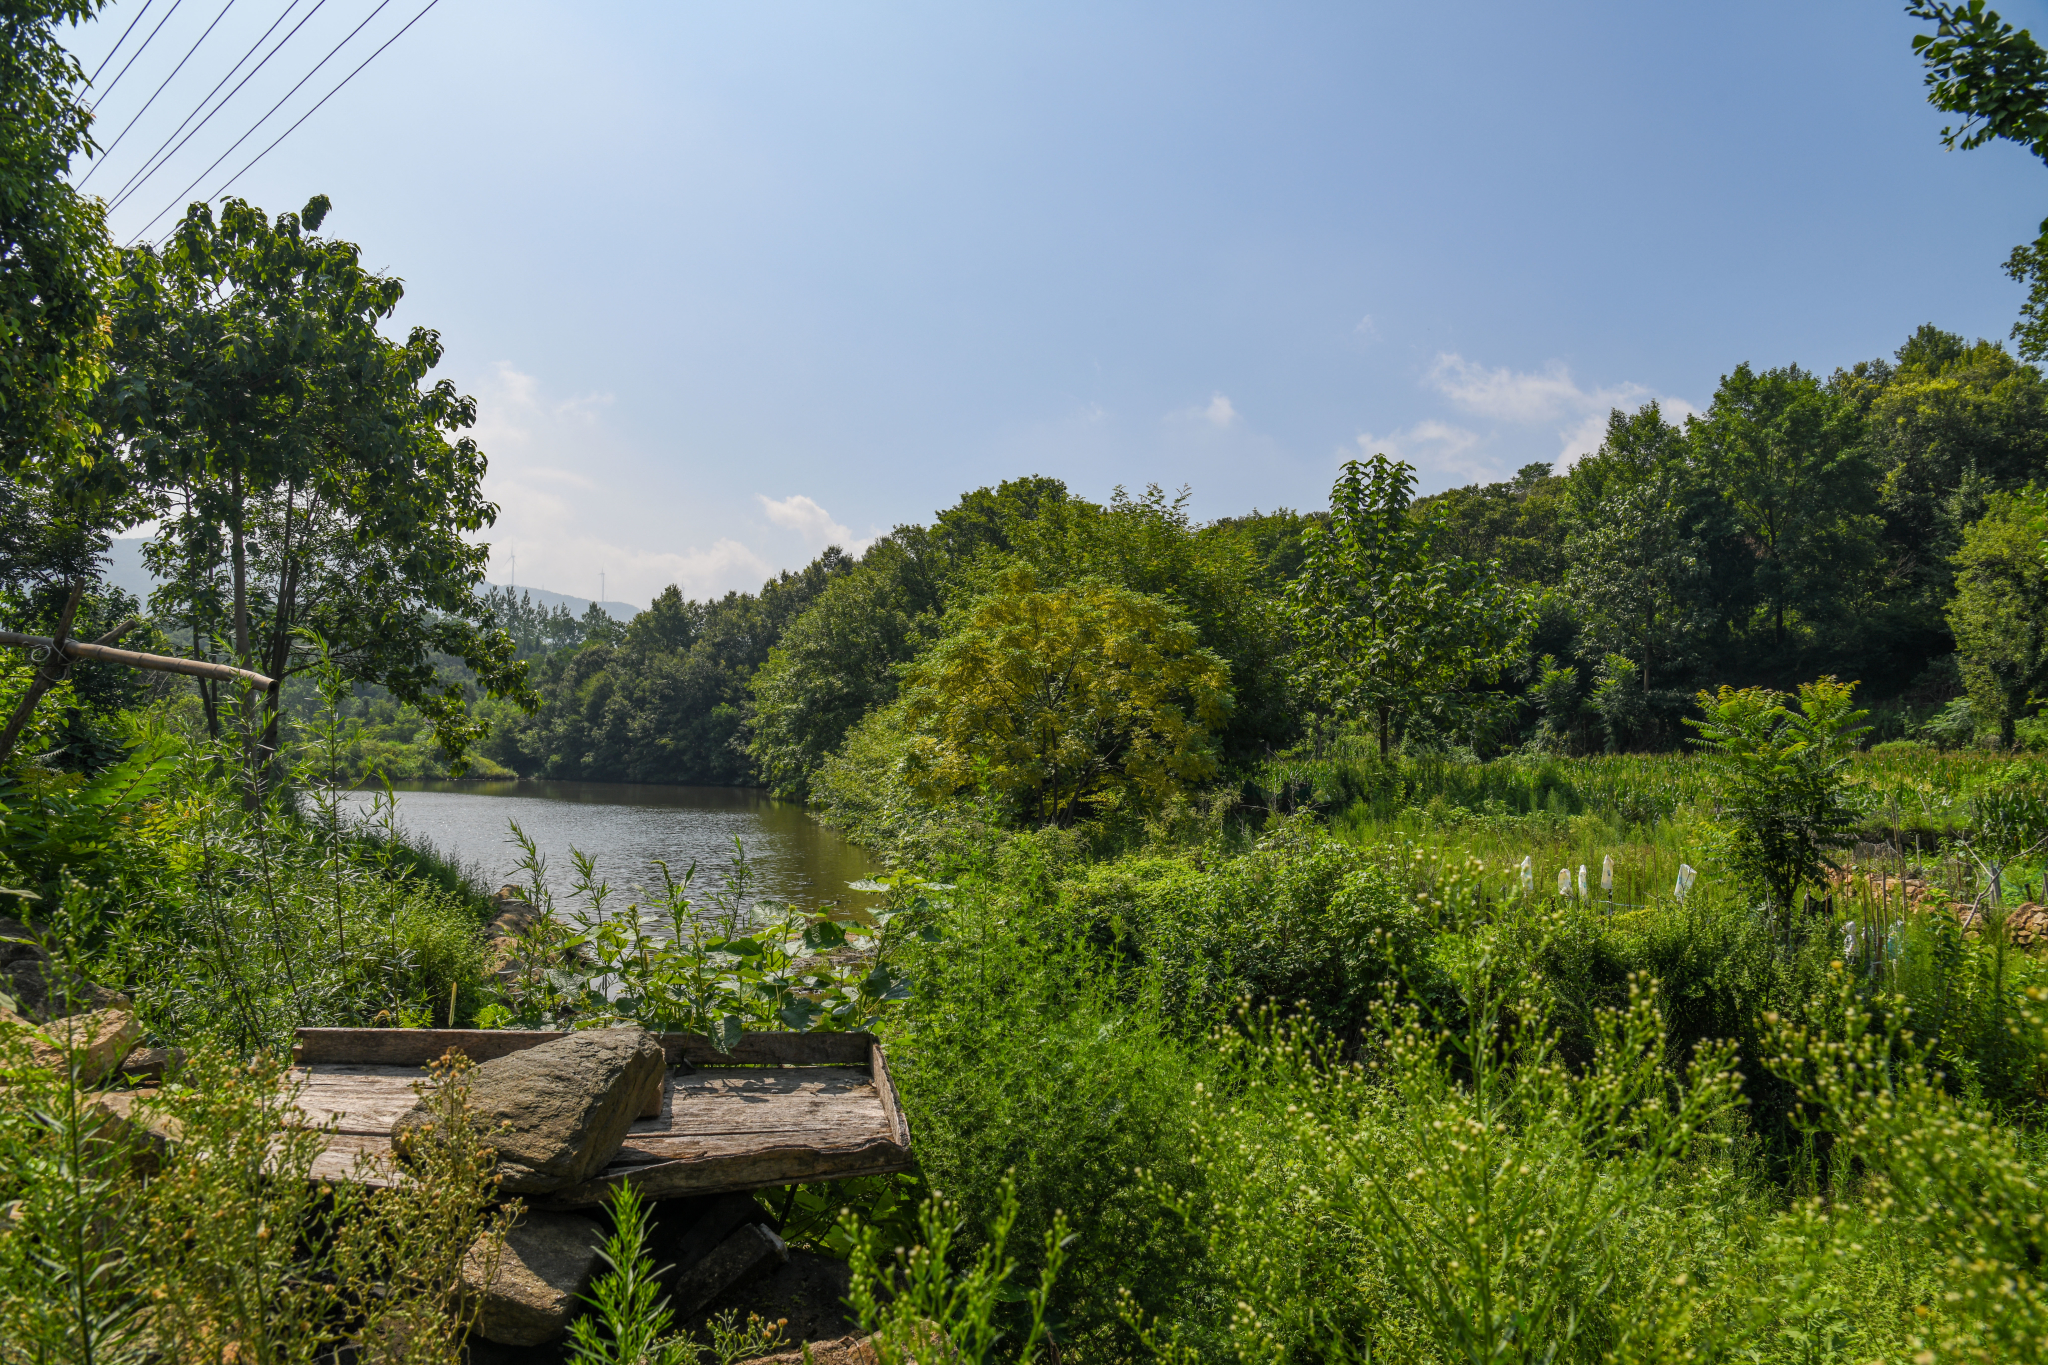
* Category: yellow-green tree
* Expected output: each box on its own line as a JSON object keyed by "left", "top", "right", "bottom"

{"left": 900, "top": 569, "right": 1232, "bottom": 824}
{"left": 1948, "top": 486, "right": 2048, "bottom": 747}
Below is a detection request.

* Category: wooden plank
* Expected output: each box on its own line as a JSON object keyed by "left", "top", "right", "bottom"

{"left": 535, "top": 1138, "right": 914, "bottom": 1208}
{"left": 307, "top": 1132, "right": 400, "bottom": 1186}
{"left": 289, "top": 1066, "right": 429, "bottom": 1135}
{"left": 294, "top": 1028, "right": 566, "bottom": 1067}
{"left": 293, "top": 1028, "right": 876, "bottom": 1069}
{"left": 869, "top": 1038, "right": 911, "bottom": 1149}
{"left": 661, "top": 1032, "right": 872, "bottom": 1068}
{"left": 287, "top": 1030, "right": 912, "bottom": 1202}
{"left": 287, "top": 1065, "right": 882, "bottom": 1140}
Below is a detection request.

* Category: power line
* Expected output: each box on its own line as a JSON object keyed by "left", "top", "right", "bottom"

{"left": 192, "top": 0, "right": 443, "bottom": 214}
{"left": 86, "top": 0, "right": 156, "bottom": 88}
{"left": 80, "top": 0, "right": 239, "bottom": 188}
{"left": 104, "top": 0, "right": 324, "bottom": 213}
{"left": 125, "top": 0, "right": 399, "bottom": 245}
{"left": 92, "top": 0, "right": 187, "bottom": 109}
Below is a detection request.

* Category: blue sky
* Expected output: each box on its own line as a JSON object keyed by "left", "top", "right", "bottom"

{"left": 67, "top": 0, "right": 2048, "bottom": 606}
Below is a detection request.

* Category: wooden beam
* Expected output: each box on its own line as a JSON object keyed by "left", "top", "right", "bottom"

{"left": 292, "top": 1027, "right": 879, "bottom": 1069}
{"left": 0, "top": 630, "right": 276, "bottom": 689}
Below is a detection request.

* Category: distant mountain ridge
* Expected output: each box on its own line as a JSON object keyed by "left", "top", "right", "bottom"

{"left": 98, "top": 539, "right": 639, "bottom": 622}
{"left": 484, "top": 584, "right": 640, "bottom": 621}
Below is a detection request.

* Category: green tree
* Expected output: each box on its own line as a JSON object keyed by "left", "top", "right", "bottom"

{"left": 1847, "top": 327, "right": 2048, "bottom": 649}
{"left": 1286, "top": 455, "right": 1532, "bottom": 759}
{"left": 1687, "top": 677, "right": 1869, "bottom": 917}
{"left": 1004, "top": 484, "right": 1292, "bottom": 765}
{"left": 748, "top": 531, "right": 944, "bottom": 796}
{"left": 899, "top": 568, "right": 1232, "bottom": 824}
{"left": 1564, "top": 404, "right": 1717, "bottom": 700}
{"left": 1907, "top": 2, "right": 2048, "bottom": 360}
{"left": 489, "top": 551, "right": 853, "bottom": 782}
{"left": 1691, "top": 363, "right": 1878, "bottom": 655}
{"left": 1420, "top": 461, "right": 1568, "bottom": 587}
{"left": 0, "top": 1, "right": 108, "bottom": 476}
{"left": 1947, "top": 487, "right": 2048, "bottom": 747}
{"left": 104, "top": 197, "right": 528, "bottom": 766}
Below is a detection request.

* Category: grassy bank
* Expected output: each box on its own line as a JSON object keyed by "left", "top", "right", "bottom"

{"left": 845, "top": 747, "right": 2048, "bottom": 1361}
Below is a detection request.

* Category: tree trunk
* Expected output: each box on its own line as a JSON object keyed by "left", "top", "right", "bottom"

{"left": 0, "top": 582, "right": 82, "bottom": 764}
{"left": 228, "top": 468, "right": 259, "bottom": 809}
{"left": 194, "top": 589, "right": 219, "bottom": 740}
{"left": 257, "top": 553, "right": 301, "bottom": 787}
{"left": 1377, "top": 706, "right": 1391, "bottom": 761}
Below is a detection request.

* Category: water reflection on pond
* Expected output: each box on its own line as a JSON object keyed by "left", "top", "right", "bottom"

{"left": 340, "top": 780, "right": 883, "bottom": 915}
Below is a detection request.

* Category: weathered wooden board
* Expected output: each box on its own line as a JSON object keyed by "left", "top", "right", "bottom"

{"left": 293, "top": 1027, "right": 872, "bottom": 1069}
{"left": 285, "top": 1029, "right": 912, "bottom": 1201}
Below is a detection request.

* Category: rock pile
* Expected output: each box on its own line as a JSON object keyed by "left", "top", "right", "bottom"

{"left": 484, "top": 886, "right": 541, "bottom": 967}
{"left": 433, "top": 1029, "right": 799, "bottom": 1348}
{"left": 0, "top": 918, "right": 148, "bottom": 1085}
{"left": 1, "top": 915, "right": 128, "bottom": 1021}
{"left": 1827, "top": 868, "right": 2048, "bottom": 947}
{"left": 393, "top": 1026, "right": 665, "bottom": 1194}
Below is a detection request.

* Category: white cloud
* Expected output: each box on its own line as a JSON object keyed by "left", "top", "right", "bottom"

{"left": 467, "top": 361, "right": 795, "bottom": 604}
{"left": 1165, "top": 393, "right": 1242, "bottom": 430}
{"left": 1422, "top": 353, "right": 1697, "bottom": 468}
{"left": 759, "top": 494, "right": 847, "bottom": 547}
{"left": 1355, "top": 314, "right": 1379, "bottom": 338}
{"left": 1426, "top": 354, "right": 1621, "bottom": 423}
{"left": 1352, "top": 421, "right": 1491, "bottom": 480}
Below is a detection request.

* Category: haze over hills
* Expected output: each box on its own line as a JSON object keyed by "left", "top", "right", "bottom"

{"left": 101, "top": 539, "right": 641, "bottom": 622}
{"left": 484, "top": 585, "right": 641, "bottom": 621}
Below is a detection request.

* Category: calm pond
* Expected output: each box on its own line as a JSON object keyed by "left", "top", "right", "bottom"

{"left": 341, "top": 781, "right": 885, "bottom": 916}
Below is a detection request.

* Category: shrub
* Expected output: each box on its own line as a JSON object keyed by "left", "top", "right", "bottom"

{"left": 1687, "top": 678, "right": 1868, "bottom": 917}
{"left": 889, "top": 900, "right": 1214, "bottom": 1357}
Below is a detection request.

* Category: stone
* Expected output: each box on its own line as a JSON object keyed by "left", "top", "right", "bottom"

{"left": 689, "top": 1248, "right": 859, "bottom": 1355}
{"left": 391, "top": 1026, "right": 664, "bottom": 1194}
{"left": 652, "top": 1191, "right": 764, "bottom": 1287}
{"left": 0, "top": 917, "right": 127, "bottom": 1022}
{"left": 118, "top": 1046, "right": 185, "bottom": 1084}
{"left": 673, "top": 1222, "right": 789, "bottom": 1317}
{"left": 83, "top": 1090, "right": 181, "bottom": 1176}
{"left": 636, "top": 1058, "right": 666, "bottom": 1120}
{"left": 29, "top": 1005, "right": 142, "bottom": 1085}
{"left": 485, "top": 889, "right": 541, "bottom": 949}
{"left": 461, "top": 1209, "right": 607, "bottom": 1346}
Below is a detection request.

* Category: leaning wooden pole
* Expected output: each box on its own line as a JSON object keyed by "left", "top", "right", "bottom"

{"left": 0, "top": 630, "right": 277, "bottom": 690}
{"left": 0, "top": 624, "right": 279, "bottom": 767}
{"left": 0, "top": 583, "right": 85, "bottom": 762}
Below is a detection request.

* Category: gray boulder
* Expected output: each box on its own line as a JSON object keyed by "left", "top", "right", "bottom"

{"left": 392, "top": 1026, "right": 664, "bottom": 1194}
{"left": 461, "top": 1209, "right": 607, "bottom": 1345}
{"left": 674, "top": 1222, "right": 789, "bottom": 1316}
{"left": 0, "top": 917, "right": 127, "bottom": 1022}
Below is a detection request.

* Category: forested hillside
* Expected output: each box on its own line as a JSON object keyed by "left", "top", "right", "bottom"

{"left": 457, "top": 323, "right": 2048, "bottom": 791}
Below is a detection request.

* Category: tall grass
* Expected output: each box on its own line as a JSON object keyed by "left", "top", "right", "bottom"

{"left": 875, "top": 750, "right": 2048, "bottom": 1362}
{"left": 1254, "top": 743, "right": 2048, "bottom": 844}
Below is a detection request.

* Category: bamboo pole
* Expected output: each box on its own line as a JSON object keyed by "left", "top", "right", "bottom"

{"left": 0, "top": 629, "right": 277, "bottom": 689}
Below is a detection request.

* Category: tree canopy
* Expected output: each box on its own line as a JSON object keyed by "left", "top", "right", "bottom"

{"left": 1288, "top": 455, "right": 1533, "bottom": 758}
{"left": 104, "top": 197, "right": 529, "bottom": 766}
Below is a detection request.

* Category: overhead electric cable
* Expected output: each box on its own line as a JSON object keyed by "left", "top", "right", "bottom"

{"left": 92, "top": 0, "right": 187, "bottom": 109}
{"left": 104, "top": 0, "right": 321, "bottom": 212}
{"left": 80, "top": 0, "right": 239, "bottom": 188}
{"left": 196, "top": 0, "right": 442, "bottom": 209}
{"left": 125, "top": 0, "right": 399, "bottom": 245}
{"left": 86, "top": 0, "right": 156, "bottom": 88}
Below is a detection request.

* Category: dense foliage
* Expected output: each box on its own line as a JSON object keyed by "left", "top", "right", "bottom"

{"left": 22, "top": 5, "right": 2048, "bottom": 1362}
